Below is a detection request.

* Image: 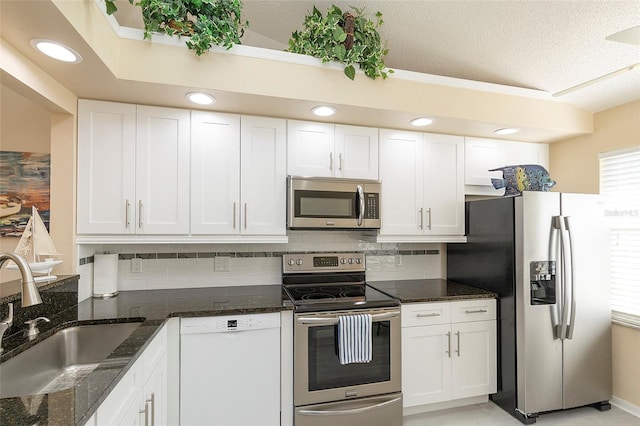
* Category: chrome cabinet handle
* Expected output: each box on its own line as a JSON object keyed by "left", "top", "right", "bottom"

{"left": 140, "top": 400, "right": 149, "bottom": 426}
{"left": 426, "top": 207, "right": 432, "bottom": 230}
{"left": 416, "top": 312, "right": 440, "bottom": 317}
{"left": 446, "top": 331, "right": 451, "bottom": 358}
{"left": 329, "top": 152, "right": 333, "bottom": 171}
{"left": 419, "top": 208, "right": 424, "bottom": 229}
{"left": 465, "top": 309, "right": 488, "bottom": 314}
{"left": 233, "top": 202, "right": 237, "bottom": 229}
{"left": 244, "top": 203, "right": 248, "bottom": 230}
{"left": 338, "top": 153, "right": 343, "bottom": 171}
{"left": 125, "top": 199, "right": 131, "bottom": 228}
{"left": 138, "top": 200, "right": 143, "bottom": 228}
{"left": 147, "top": 393, "right": 155, "bottom": 426}
{"left": 455, "top": 331, "right": 461, "bottom": 357}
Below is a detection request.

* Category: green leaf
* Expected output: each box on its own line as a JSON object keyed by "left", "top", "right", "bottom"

{"left": 105, "top": 0, "right": 117, "bottom": 15}
{"left": 332, "top": 27, "right": 346, "bottom": 42}
{"left": 334, "top": 44, "right": 346, "bottom": 61}
{"left": 344, "top": 65, "right": 356, "bottom": 80}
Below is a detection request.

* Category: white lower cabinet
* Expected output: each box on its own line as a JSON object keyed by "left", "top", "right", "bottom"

{"left": 94, "top": 322, "right": 170, "bottom": 425}
{"left": 401, "top": 299, "right": 497, "bottom": 409}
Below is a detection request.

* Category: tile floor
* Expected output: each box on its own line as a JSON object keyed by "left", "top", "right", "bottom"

{"left": 403, "top": 402, "right": 640, "bottom": 425}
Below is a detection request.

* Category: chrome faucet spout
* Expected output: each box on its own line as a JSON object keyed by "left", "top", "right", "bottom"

{"left": 0, "top": 253, "right": 42, "bottom": 307}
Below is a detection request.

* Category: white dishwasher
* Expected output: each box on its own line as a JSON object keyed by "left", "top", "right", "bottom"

{"left": 180, "top": 312, "right": 281, "bottom": 426}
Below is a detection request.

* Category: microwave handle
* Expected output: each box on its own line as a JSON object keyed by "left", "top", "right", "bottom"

{"left": 356, "top": 184, "right": 365, "bottom": 226}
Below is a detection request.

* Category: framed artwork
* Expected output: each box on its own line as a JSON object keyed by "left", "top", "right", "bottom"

{"left": 0, "top": 151, "right": 51, "bottom": 237}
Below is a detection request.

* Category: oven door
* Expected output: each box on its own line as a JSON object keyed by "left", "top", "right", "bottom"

{"left": 294, "top": 307, "right": 401, "bottom": 407}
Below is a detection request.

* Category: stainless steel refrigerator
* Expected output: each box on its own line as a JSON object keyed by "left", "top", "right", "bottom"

{"left": 447, "top": 191, "right": 611, "bottom": 425}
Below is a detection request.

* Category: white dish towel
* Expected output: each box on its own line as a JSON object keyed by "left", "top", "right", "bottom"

{"left": 338, "top": 313, "right": 373, "bottom": 365}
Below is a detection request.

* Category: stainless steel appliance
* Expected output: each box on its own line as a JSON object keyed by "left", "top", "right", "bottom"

{"left": 283, "top": 253, "right": 402, "bottom": 426}
{"left": 447, "top": 192, "right": 611, "bottom": 424}
{"left": 287, "top": 176, "right": 381, "bottom": 229}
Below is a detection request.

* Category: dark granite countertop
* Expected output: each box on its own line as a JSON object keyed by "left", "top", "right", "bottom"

{"left": 0, "top": 277, "right": 290, "bottom": 425}
{"left": 368, "top": 279, "right": 497, "bottom": 303}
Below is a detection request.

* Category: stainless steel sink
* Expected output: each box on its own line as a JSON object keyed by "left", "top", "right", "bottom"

{"left": 0, "top": 322, "right": 142, "bottom": 398}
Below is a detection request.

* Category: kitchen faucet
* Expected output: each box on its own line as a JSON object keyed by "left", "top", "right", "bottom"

{"left": 0, "top": 253, "right": 42, "bottom": 354}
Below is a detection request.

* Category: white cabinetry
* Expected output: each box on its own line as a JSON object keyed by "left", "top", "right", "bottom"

{"left": 379, "top": 130, "right": 464, "bottom": 241}
{"left": 465, "top": 137, "right": 549, "bottom": 196}
{"left": 191, "top": 113, "right": 286, "bottom": 236}
{"left": 401, "top": 299, "right": 497, "bottom": 410}
{"left": 95, "top": 323, "right": 169, "bottom": 425}
{"left": 287, "top": 120, "right": 378, "bottom": 179}
{"left": 77, "top": 100, "right": 190, "bottom": 235}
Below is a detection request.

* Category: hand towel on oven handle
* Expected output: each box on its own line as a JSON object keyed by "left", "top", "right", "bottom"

{"left": 338, "top": 313, "right": 372, "bottom": 365}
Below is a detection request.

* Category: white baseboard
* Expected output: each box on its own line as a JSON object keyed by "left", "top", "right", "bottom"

{"left": 611, "top": 396, "right": 640, "bottom": 418}
{"left": 403, "top": 395, "right": 488, "bottom": 417}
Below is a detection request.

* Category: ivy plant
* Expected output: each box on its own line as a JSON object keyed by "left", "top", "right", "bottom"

{"left": 287, "top": 5, "right": 392, "bottom": 81}
{"left": 104, "top": 0, "right": 248, "bottom": 56}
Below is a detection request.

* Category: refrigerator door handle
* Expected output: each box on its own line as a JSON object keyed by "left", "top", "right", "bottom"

{"left": 550, "top": 219, "right": 561, "bottom": 338}
{"left": 565, "top": 216, "right": 577, "bottom": 339}
{"left": 558, "top": 215, "right": 571, "bottom": 340}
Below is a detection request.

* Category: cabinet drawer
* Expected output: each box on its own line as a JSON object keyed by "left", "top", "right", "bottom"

{"left": 402, "top": 302, "right": 450, "bottom": 327}
{"left": 450, "top": 299, "right": 496, "bottom": 323}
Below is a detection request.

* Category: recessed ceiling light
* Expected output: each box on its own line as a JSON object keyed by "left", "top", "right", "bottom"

{"left": 494, "top": 128, "right": 520, "bottom": 135}
{"left": 409, "top": 117, "right": 434, "bottom": 127}
{"left": 30, "top": 39, "right": 82, "bottom": 63}
{"left": 311, "top": 106, "right": 336, "bottom": 117}
{"left": 186, "top": 92, "right": 216, "bottom": 105}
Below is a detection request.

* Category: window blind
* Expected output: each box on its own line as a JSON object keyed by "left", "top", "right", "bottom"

{"left": 599, "top": 148, "right": 640, "bottom": 326}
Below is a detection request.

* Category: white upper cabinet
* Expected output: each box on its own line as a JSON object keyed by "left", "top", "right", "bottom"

{"left": 190, "top": 111, "right": 241, "bottom": 235}
{"left": 465, "top": 137, "right": 549, "bottom": 196}
{"left": 287, "top": 120, "right": 379, "bottom": 179}
{"left": 334, "top": 124, "right": 379, "bottom": 179}
{"left": 190, "top": 113, "right": 286, "bottom": 236}
{"left": 77, "top": 101, "right": 190, "bottom": 235}
{"left": 78, "top": 100, "right": 136, "bottom": 234}
{"left": 136, "top": 106, "right": 191, "bottom": 235}
{"left": 379, "top": 130, "right": 465, "bottom": 240}
{"left": 240, "top": 116, "right": 287, "bottom": 235}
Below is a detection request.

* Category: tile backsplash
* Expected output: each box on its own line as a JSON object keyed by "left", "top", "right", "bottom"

{"left": 78, "top": 231, "right": 444, "bottom": 301}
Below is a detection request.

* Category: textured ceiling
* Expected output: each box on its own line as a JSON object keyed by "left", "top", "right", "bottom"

{"left": 112, "top": 0, "right": 640, "bottom": 113}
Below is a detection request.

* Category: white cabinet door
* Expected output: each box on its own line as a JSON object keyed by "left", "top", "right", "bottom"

{"left": 379, "top": 129, "right": 424, "bottom": 235}
{"left": 287, "top": 120, "right": 335, "bottom": 177}
{"left": 334, "top": 124, "right": 379, "bottom": 179}
{"left": 190, "top": 111, "right": 241, "bottom": 234}
{"left": 451, "top": 320, "right": 497, "bottom": 400}
{"left": 136, "top": 106, "right": 191, "bottom": 234}
{"left": 241, "top": 116, "right": 287, "bottom": 235}
{"left": 402, "top": 323, "right": 452, "bottom": 407}
{"left": 77, "top": 100, "right": 136, "bottom": 234}
{"left": 142, "top": 353, "right": 167, "bottom": 426}
{"left": 96, "top": 360, "right": 144, "bottom": 425}
{"left": 464, "top": 137, "right": 549, "bottom": 196}
{"left": 424, "top": 134, "right": 465, "bottom": 235}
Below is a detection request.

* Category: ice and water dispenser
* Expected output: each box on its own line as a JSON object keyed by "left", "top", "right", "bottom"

{"left": 530, "top": 261, "right": 556, "bottom": 305}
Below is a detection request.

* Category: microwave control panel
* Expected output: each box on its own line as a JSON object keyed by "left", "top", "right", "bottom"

{"left": 364, "top": 193, "right": 379, "bottom": 219}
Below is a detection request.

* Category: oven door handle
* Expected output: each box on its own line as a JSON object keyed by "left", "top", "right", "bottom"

{"left": 297, "top": 395, "right": 401, "bottom": 416}
{"left": 296, "top": 311, "right": 400, "bottom": 325}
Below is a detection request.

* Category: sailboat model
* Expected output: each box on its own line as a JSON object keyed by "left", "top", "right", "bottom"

{"left": 9, "top": 207, "right": 63, "bottom": 282}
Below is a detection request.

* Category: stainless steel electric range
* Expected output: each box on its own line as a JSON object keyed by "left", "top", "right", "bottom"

{"left": 282, "top": 253, "right": 402, "bottom": 426}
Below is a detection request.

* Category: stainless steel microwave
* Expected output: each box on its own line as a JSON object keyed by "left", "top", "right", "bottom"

{"left": 287, "top": 176, "right": 381, "bottom": 229}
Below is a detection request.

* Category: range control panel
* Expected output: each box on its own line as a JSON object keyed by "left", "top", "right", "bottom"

{"left": 283, "top": 253, "right": 365, "bottom": 274}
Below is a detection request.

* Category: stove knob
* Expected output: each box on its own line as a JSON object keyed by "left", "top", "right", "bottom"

{"left": 296, "top": 259, "right": 303, "bottom": 266}
{"left": 288, "top": 259, "right": 295, "bottom": 266}
{"left": 355, "top": 258, "right": 362, "bottom": 264}
{"left": 348, "top": 258, "right": 354, "bottom": 264}
{"left": 340, "top": 258, "right": 347, "bottom": 264}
